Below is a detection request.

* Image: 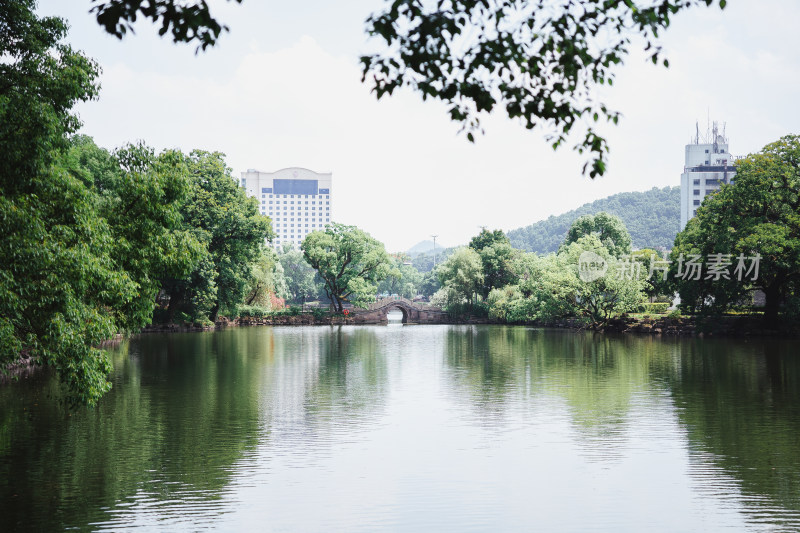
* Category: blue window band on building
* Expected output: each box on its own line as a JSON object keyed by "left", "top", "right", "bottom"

{"left": 262, "top": 187, "right": 272, "bottom": 193}
{"left": 274, "top": 179, "right": 318, "bottom": 195}
{"left": 319, "top": 188, "right": 330, "bottom": 194}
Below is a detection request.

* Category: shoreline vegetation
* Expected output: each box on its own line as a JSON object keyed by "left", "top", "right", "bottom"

{"left": 140, "top": 312, "right": 799, "bottom": 338}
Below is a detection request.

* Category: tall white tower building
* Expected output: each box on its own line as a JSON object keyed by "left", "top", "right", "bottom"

{"left": 680, "top": 122, "right": 736, "bottom": 229}
{"left": 240, "top": 167, "right": 332, "bottom": 249}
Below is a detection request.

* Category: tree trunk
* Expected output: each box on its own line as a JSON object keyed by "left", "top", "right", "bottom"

{"left": 209, "top": 302, "right": 220, "bottom": 323}
{"left": 763, "top": 284, "right": 781, "bottom": 322}
{"left": 167, "top": 289, "right": 184, "bottom": 323}
{"left": 245, "top": 283, "right": 260, "bottom": 305}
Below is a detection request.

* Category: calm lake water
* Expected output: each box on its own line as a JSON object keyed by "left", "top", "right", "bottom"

{"left": 2, "top": 325, "right": 800, "bottom": 532}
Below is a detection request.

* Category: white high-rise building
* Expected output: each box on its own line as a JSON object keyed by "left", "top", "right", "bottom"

{"left": 680, "top": 122, "right": 736, "bottom": 229}
{"left": 240, "top": 167, "right": 332, "bottom": 249}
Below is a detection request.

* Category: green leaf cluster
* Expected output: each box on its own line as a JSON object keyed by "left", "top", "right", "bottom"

{"left": 91, "top": 0, "right": 244, "bottom": 51}
{"left": 0, "top": 3, "right": 201, "bottom": 405}
{"left": 277, "top": 242, "right": 325, "bottom": 305}
{"left": 362, "top": 1, "right": 725, "bottom": 177}
{"left": 560, "top": 211, "right": 632, "bottom": 258}
{"left": 438, "top": 220, "right": 645, "bottom": 324}
{"left": 158, "top": 150, "right": 273, "bottom": 322}
{"left": 301, "top": 223, "right": 392, "bottom": 312}
{"left": 377, "top": 257, "right": 424, "bottom": 300}
{"left": 671, "top": 134, "right": 800, "bottom": 320}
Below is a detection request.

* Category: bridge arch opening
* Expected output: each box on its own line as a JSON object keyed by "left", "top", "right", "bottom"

{"left": 385, "top": 305, "right": 408, "bottom": 324}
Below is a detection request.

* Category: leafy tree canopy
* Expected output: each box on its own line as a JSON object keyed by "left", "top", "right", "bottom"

{"left": 362, "top": 0, "right": 726, "bottom": 177}
{"left": 561, "top": 211, "right": 632, "bottom": 257}
{"left": 469, "top": 228, "right": 509, "bottom": 251}
{"left": 277, "top": 242, "right": 324, "bottom": 304}
{"left": 469, "top": 228, "right": 517, "bottom": 298}
{"left": 66, "top": 137, "right": 204, "bottom": 331}
{"left": 301, "top": 223, "right": 392, "bottom": 312}
{"left": 435, "top": 246, "right": 484, "bottom": 306}
{"left": 159, "top": 150, "right": 273, "bottom": 322}
{"left": 671, "top": 134, "right": 800, "bottom": 320}
{"left": 378, "top": 257, "right": 423, "bottom": 299}
{"left": 1, "top": 2, "right": 199, "bottom": 405}
{"left": 1, "top": 1, "right": 120, "bottom": 406}
{"left": 90, "top": 0, "right": 243, "bottom": 51}
{"left": 83, "top": 1, "right": 723, "bottom": 176}
{"left": 243, "top": 245, "right": 288, "bottom": 308}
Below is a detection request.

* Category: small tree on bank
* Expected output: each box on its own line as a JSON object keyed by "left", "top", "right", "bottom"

{"left": 301, "top": 223, "right": 392, "bottom": 312}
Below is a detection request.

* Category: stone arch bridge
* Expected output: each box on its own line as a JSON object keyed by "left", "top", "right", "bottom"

{"left": 349, "top": 297, "right": 450, "bottom": 324}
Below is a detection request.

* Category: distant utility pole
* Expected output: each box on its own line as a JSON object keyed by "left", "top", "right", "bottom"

{"left": 431, "top": 234, "right": 438, "bottom": 269}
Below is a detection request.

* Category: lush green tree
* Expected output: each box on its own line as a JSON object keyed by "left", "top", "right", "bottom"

{"left": 362, "top": 1, "right": 725, "bottom": 177}
{"left": 487, "top": 285, "right": 524, "bottom": 322}
{"left": 0, "top": 1, "right": 128, "bottom": 405}
{"left": 562, "top": 211, "right": 632, "bottom": 258}
{"left": 485, "top": 237, "right": 645, "bottom": 324}
{"left": 160, "top": 150, "right": 272, "bottom": 322}
{"left": 631, "top": 248, "right": 672, "bottom": 301}
{"left": 511, "top": 252, "right": 580, "bottom": 322}
{"left": 419, "top": 270, "right": 441, "bottom": 299}
{"left": 243, "top": 245, "right": 287, "bottom": 308}
{"left": 435, "top": 247, "right": 484, "bottom": 307}
{"left": 469, "top": 229, "right": 518, "bottom": 298}
{"left": 469, "top": 229, "right": 508, "bottom": 252}
{"left": 671, "top": 135, "right": 800, "bottom": 321}
{"left": 378, "top": 258, "right": 423, "bottom": 299}
{"left": 67, "top": 137, "right": 204, "bottom": 330}
{"left": 301, "top": 223, "right": 392, "bottom": 312}
{"left": 277, "top": 242, "right": 324, "bottom": 305}
{"left": 561, "top": 235, "right": 646, "bottom": 324}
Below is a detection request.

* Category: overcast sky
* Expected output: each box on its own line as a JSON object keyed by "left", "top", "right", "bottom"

{"left": 38, "top": 1, "right": 800, "bottom": 252}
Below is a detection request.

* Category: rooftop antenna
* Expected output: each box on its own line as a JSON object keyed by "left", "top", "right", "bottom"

{"left": 696, "top": 121, "right": 700, "bottom": 144}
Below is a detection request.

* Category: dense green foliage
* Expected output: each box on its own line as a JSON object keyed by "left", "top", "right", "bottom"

{"left": 0, "top": 2, "right": 124, "bottom": 406}
{"left": 301, "top": 223, "right": 392, "bottom": 312}
{"left": 68, "top": 137, "right": 205, "bottom": 330}
{"left": 277, "top": 243, "right": 324, "bottom": 305}
{"left": 437, "top": 222, "right": 646, "bottom": 325}
{"left": 0, "top": 2, "right": 213, "bottom": 405}
{"left": 561, "top": 212, "right": 632, "bottom": 258}
{"left": 0, "top": 2, "right": 278, "bottom": 405}
{"left": 159, "top": 150, "right": 273, "bottom": 322}
{"left": 507, "top": 186, "right": 679, "bottom": 253}
{"left": 469, "top": 229, "right": 517, "bottom": 299}
{"left": 242, "top": 246, "right": 287, "bottom": 308}
{"left": 432, "top": 247, "right": 485, "bottom": 310}
{"left": 671, "top": 135, "right": 800, "bottom": 320}
{"left": 377, "top": 257, "right": 423, "bottom": 299}
{"left": 363, "top": 1, "right": 725, "bottom": 177}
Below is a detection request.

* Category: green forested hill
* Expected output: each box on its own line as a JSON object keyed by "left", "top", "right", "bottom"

{"left": 507, "top": 186, "right": 680, "bottom": 253}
